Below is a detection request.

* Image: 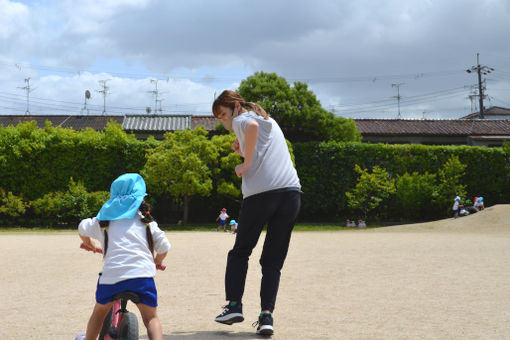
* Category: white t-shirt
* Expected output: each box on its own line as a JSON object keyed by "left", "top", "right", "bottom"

{"left": 232, "top": 112, "right": 301, "bottom": 198}
{"left": 78, "top": 213, "right": 171, "bottom": 285}
{"left": 219, "top": 212, "right": 228, "bottom": 221}
{"left": 452, "top": 201, "right": 460, "bottom": 210}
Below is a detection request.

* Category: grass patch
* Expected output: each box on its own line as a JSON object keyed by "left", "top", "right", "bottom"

{"left": 0, "top": 224, "right": 385, "bottom": 233}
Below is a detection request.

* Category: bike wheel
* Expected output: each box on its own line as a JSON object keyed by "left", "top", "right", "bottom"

{"left": 118, "top": 311, "right": 139, "bottom": 340}
{"left": 98, "top": 308, "right": 113, "bottom": 340}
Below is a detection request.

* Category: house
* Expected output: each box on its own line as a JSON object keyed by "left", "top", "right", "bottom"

{"left": 0, "top": 115, "right": 123, "bottom": 130}
{"left": 354, "top": 119, "right": 510, "bottom": 146}
{"left": 0, "top": 114, "right": 219, "bottom": 140}
{"left": 3, "top": 114, "right": 510, "bottom": 146}
{"left": 460, "top": 106, "right": 510, "bottom": 120}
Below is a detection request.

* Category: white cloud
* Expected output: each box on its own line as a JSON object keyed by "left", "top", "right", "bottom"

{"left": 1, "top": 0, "right": 509, "bottom": 117}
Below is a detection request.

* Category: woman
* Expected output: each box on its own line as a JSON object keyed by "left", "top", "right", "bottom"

{"left": 212, "top": 90, "right": 301, "bottom": 336}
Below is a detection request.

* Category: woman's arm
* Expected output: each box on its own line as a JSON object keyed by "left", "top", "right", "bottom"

{"left": 235, "top": 120, "right": 258, "bottom": 177}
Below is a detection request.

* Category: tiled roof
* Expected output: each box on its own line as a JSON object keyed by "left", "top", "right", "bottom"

{"left": 460, "top": 106, "right": 510, "bottom": 119}
{"left": 122, "top": 115, "right": 191, "bottom": 131}
{"left": 0, "top": 115, "right": 123, "bottom": 130}
{"left": 192, "top": 115, "right": 218, "bottom": 130}
{"left": 354, "top": 119, "right": 510, "bottom": 136}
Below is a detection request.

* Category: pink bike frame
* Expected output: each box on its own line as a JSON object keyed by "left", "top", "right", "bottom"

{"left": 80, "top": 243, "right": 165, "bottom": 339}
{"left": 103, "top": 299, "right": 123, "bottom": 340}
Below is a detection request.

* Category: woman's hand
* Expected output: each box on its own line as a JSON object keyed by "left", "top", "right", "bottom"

{"left": 232, "top": 138, "right": 243, "bottom": 157}
{"left": 235, "top": 163, "right": 249, "bottom": 177}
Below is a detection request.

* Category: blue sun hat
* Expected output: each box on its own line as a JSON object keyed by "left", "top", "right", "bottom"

{"left": 96, "top": 173, "right": 147, "bottom": 221}
{"left": 454, "top": 196, "right": 461, "bottom": 201}
{"left": 229, "top": 219, "right": 237, "bottom": 225}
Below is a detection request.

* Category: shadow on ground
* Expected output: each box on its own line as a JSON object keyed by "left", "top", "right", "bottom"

{"left": 140, "top": 330, "right": 268, "bottom": 339}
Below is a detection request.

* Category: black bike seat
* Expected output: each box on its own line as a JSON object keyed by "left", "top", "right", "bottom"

{"left": 112, "top": 291, "right": 141, "bottom": 304}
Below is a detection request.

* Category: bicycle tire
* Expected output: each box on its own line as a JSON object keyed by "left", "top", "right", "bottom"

{"left": 98, "top": 308, "right": 113, "bottom": 340}
{"left": 118, "top": 311, "right": 139, "bottom": 340}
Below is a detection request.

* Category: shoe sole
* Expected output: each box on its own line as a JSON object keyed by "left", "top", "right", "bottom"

{"left": 257, "top": 325, "right": 274, "bottom": 335}
{"left": 215, "top": 314, "right": 244, "bottom": 325}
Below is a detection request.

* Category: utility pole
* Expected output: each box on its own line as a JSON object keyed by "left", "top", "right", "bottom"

{"left": 17, "top": 77, "right": 35, "bottom": 115}
{"left": 392, "top": 83, "right": 405, "bottom": 118}
{"left": 156, "top": 99, "right": 164, "bottom": 114}
{"left": 81, "top": 90, "right": 91, "bottom": 115}
{"left": 96, "top": 79, "right": 110, "bottom": 115}
{"left": 466, "top": 53, "right": 494, "bottom": 119}
{"left": 148, "top": 79, "right": 160, "bottom": 115}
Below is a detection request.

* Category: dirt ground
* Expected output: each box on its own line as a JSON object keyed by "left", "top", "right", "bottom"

{"left": 1, "top": 205, "right": 510, "bottom": 340}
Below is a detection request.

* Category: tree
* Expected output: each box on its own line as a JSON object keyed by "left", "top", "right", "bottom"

{"left": 237, "top": 72, "right": 361, "bottom": 142}
{"left": 142, "top": 127, "right": 217, "bottom": 224}
{"left": 210, "top": 133, "right": 242, "bottom": 199}
{"left": 346, "top": 165, "right": 396, "bottom": 219}
{"left": 436, "top": 155, "right": 467, "bottom": 213}
{"left": 396, "top": 172, "right": 438, "bottom": 220}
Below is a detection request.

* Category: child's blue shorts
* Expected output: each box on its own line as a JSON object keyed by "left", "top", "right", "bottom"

{"left": 220, "top": 219, "right": 226, "bottom": 226}
{"left": 96, "top": 276, "right": 158, "bottom": 307}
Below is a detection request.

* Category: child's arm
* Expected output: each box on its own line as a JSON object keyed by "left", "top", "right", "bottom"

{"left": 79, "top": 234, "right": 103, "bottom": 253}
{"left": 154, "top": 251, "right": 167, "bottom": 266}
{"left": 78, "top": 218, "right": 104, "bottom": 253}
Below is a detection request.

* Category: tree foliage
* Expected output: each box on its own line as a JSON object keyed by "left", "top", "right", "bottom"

{"left": 345, "top": 165, "right": 396, "bottom": 218}
{"left": 142, "top": 127, "right": 217, "bottom": 224}
{"left": 237, "top": 72, "right": 361, "bottom": 143}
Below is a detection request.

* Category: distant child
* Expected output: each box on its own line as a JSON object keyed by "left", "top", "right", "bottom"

{"left": 358, "top": 220, "right": 366, "bottom": 228}
{"left": 216, "top": 208, "right": 230, "bottom": 232}
{"left": 452, "top": 196, "right": 463, "bottom": 218}
{"left": 78, "top": 173, "right": 171, "bottom": 340}
{"left": 229, "top": 219, "right": 238, "bottom": 234}
{"left": 474, "top": 196, "right": 485, "bottom": 210}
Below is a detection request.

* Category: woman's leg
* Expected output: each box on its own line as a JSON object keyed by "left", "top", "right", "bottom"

{"left": 259, "top": 191, "right": 301, "bottom": 312}
{"left": 225, "top": 193, "right": 277, "bottom": 302}
{"left": 137, "top": 303, "right": 162, "bottom": 340}
{"left": 85, "top": 302, "right": 113, "bottom": 340}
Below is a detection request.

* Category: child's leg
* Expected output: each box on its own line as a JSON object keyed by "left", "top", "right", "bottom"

{"left": 137, "top": 303, "right": 162, "bottom": 340}
{"left": 85, "top": 302, "right": 113, "bottom": 340}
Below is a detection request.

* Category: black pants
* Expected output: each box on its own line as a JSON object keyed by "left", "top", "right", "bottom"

{"left": 225, "top": 189, "right": 301, "bottom": 312}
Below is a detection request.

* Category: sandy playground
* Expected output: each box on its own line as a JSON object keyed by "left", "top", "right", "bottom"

{"left": 1, "top": 205, "right": 510, "bottom": 340}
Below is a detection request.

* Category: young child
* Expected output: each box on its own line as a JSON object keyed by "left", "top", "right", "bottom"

{"left": 452, "top": 196, "right": 463, "bottom": 218}
{"left": 78, "top": 173, "right": 170, "bottom": 340}
{"left": 216, "top": 208, "right": 230, "bottom": 232}
{"left": 229, "top": 219, "right": 238, "bottom": 234}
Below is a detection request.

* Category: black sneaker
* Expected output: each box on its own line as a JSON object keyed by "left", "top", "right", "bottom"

{"left": 253, "top": 313, "right": 274, "bottom": 335}
{"left": 214, "top": 302, "right": 244, "bottom": 325}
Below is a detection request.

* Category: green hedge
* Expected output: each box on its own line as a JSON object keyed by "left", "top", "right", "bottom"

{"left": 293, "top": 142, "right": 510, "bottom": 221}
{"left": 1, "top": 121, "right": 509, "bottom": 226}
{"left": 0, "top": 121, "right": 154, "bottom": 201}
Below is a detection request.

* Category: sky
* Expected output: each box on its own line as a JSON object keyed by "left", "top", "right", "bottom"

{"left": 1, "top": 0, "right": 510, "bottom": 119}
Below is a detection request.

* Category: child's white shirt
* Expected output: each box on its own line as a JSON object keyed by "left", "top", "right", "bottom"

{"left": 219, "top": 212, "right": 228, "bottom": 221}
{"left": 453, "top": 201, "right": 460, "bottom": 210}
{"left": 78, "top": 213, "right": 171, "bottom": 285}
